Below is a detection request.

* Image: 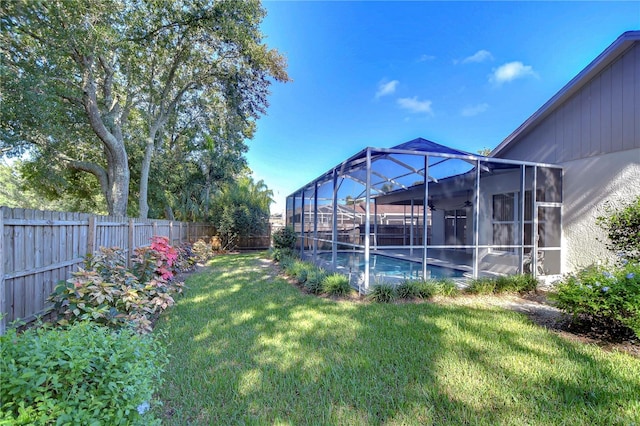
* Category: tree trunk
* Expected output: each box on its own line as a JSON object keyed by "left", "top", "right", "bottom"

{"left": 138, "top": 133, "right": 157, "bottom": 219}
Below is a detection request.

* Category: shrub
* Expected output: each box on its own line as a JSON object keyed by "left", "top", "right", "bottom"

{"left": 174, "top": 242, "right": 197, "bottom": 273}
{"left": 369, "top": 283, "right": 397, "bottom": 303}
{"left": 0, "top": 322, "right": 166, "bottom": 425}
{"left": 304, "top": 269, "right": 326, "bottom": 294}
{"left": 132, "top": 236, "right": 178, "bottom": 282}
{"left": 271, "top": 247, "right": 293, "bottom": 262}
{"left": 550, "top": 260, "right": 640, "bottom": 338}
{"left": 192, "top": 238, "right": 215, "bottom": 263}
{"left": 322, "top": 273, "right": 352, "bottom": 296}
{"left": 272, "top": 226, "right": 297, "bottom": 250}
{"left": 415, "top": 280, "right": 437, "bottom": 299}
{"left": 597, "top": 196, "right": 640, "bottom": 261}
{"left": 435, "top": 278, "right": 461, "bottom": 297}
{"left": 396, "top": 280, "right": 421, "bottom": 299}
{"left": 468, "top": 277, "right": 497, "bottom": 295}
{"left": 49, "top": 243, "right": 184, "bottom": 334}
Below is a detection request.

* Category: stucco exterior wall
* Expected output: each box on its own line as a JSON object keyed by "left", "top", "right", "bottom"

{"left": 562, "top": 148, "right": 640, "bottom": 271}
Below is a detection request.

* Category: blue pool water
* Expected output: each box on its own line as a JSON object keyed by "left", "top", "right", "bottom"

{"left": 316, "top": 251, "right": 464, "bottom": 279}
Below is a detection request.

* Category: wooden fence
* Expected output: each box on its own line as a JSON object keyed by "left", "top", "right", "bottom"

{"left": 0, "top": 207, "right": 221, "bottom": 334}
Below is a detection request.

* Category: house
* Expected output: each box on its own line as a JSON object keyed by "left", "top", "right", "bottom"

{"left": 491, "top": 30, "right": 640, "bottom": 272}
{"left": 286, "top": 31, "right": 638, "bottom": 289}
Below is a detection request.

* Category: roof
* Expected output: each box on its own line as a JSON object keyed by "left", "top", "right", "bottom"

{"left": 391, "top": 137, "right": 474, "bottom": 156}
{"left": 491, "top": 30, "right": 640, "bottom": 158}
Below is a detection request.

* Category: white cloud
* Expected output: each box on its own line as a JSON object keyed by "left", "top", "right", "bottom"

{"left": 397, "top": 97, "right": 433, "bottom": 115}
{"left": 375, "top": 80, "right": 399, "bottom": 98}
{"left": 490, "top": 61, "right": 537, "bottom": 84}
{"left": 462, "top": 49, "right": 493, "bottom": 64}
{"left": 461, "top": 103, "right": 489, "bottom": 117}
{"left": 418, "top": 54, "right": 436, "bottom": 62}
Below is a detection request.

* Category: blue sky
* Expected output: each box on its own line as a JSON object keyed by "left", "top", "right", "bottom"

{"left": 246, "top": 1, "right": 640, "bottom": 214}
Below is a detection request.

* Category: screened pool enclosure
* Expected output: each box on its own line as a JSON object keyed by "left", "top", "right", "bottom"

{"left": 286, "top": 138, "right": 562, "bottom": 292}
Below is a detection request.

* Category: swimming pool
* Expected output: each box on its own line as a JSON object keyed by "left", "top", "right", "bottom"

{"left": 315, "top": 251, "right": 464, "bottom": 280}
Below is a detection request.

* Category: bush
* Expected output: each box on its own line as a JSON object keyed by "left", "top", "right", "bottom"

{"left": 396, "top": 280, "right": 421, "bottom": 299}
{"left": 597, "top": 196, "right": 640, "bottom": 261}
{"left": 272, "top": 226, "right": 297, "bottom": 250}
{"left": 468, "top": 274, "right": 538, "bottom": 295}
{"left": 434, "top": 278, "right": 461, "bottom": 297}
{"left": 369, "top": 283, "right": 397, "bottom": 303}
{"left": 49, "top": 242, "right": 184, "bottom": 334}
{"left": 322, "top": 273, "right": 352, "bottom": 296}
{"left": 468, "top": 277, "right": 496, "bottom": 294}
{"left": 304, "top": 269, "right": 326, "bottom": 294}
{"left": 551, "top": 260, "right": 640, "bottom": 338}
{"left": 0, "top": 322, "right": 166, "bottom": 425}
{"left": 271, "top": 247, "right": 293, "bottom": 262}
{"left": 415, "top": 280, "right": 437, "bottom": 299}
{"left": 192, "top": 238, "right": 215, "bottom": 263}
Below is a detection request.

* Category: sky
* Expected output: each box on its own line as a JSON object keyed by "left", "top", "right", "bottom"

{"left": 245, "top": 1, "right": 640, "bottom": 214}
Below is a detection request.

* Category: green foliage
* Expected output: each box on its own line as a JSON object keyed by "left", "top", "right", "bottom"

{"left": 49, "top": 242, "right": 184, "bottom": 333}
{"left": 272, "top": 226, "right": 298, "bottom": 250}
{"left": 434, "top": 278, "right": 461, "bottom": 297}
{"left": 368, "top": 283, "right": 397, "bottom": 303}
{"left": 322, "top": 273, "right": 352, "bottom": 296}
{"left": 597, "top": 196, "right": 640, "bottom": 261}
{"left": 192, "top": 238, "right": 216, "bottom": 263}
{"left": 551, "top": 260, "right": 640, "bottom": 338}
{"left": 271, "top": 247, "right": 293, "bottom": 262}
{"left": 467, "top": 277, "right": 497, "bottom": 295}
{"left": 1, "top": 1, "right": 288, "bottom": 217}
{"left": 210, "top": 177, "right": 273, "bottom": 250}
{"left": 468, "top": 275, "right": 537, "bottom": 295}
{"left": 304, "top": 269, "right": 327, "bottom": 295}
{"left": 396, "top": 280, "right": 422, "bottom": 299}
{"left": 0, "top": 322, "right": 165, "bottom": 425}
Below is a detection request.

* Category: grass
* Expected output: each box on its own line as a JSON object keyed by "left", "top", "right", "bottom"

{"left": 154, "top": 252, "right": 640, "bottom": 425}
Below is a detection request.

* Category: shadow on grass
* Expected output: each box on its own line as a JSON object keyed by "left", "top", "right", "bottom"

{"left": 155, "top": 253, "right": 640, "bottom": 425}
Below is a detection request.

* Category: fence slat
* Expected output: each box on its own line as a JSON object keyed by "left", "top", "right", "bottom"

{"left": 0, "top": 208, "right": 5, "bottom": 334}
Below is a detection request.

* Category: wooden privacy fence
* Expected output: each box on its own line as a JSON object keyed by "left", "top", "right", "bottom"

{"left": 0, "top": 207, "right": 217, "bottom": 334}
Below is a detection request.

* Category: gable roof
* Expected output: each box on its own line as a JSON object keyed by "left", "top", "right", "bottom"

{"left": 491, "top": 30, "right": 640, "bottom": 158}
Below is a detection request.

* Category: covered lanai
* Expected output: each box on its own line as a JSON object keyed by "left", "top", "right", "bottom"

{"left": 286, "top": 138, "right": 563, "bottom": 292}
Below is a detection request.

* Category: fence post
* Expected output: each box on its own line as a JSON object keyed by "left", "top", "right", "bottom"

{"left": 128, "top": 218, "right": 135, "bottom": 268}
{"left": 152, "top": 221, "right": 157, "bottom": 237}
{"left": 0, "top": 208, "right": 5, "bottom": 335}
{"left": 169, "top": 221, "right": 174, "bottom": 245}
{"left": 186, "top": 222, "right": 190, "bottom": 243}
{"left": 87, "top": 215, "right": 97, "bottom": 256}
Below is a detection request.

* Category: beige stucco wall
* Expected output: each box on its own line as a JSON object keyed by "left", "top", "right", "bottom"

{"left": 561, "top": 148, "right": 640, "bottom": 272}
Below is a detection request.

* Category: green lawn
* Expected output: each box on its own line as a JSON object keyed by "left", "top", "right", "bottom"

{"left": 154, "top": 253, "right": 640, "bottom": 425}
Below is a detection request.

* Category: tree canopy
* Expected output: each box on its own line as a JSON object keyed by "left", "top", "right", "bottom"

{"left": 1, "top": 0, "right": 288, "bottom": 218}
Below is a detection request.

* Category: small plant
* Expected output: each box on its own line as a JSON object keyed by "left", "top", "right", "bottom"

{"left": 0, "top": 322, "right": 166, "bottom": 425}
{"left": 396, "top": 280, "right": 421, "bottom": 299}
{"left": 551, "top": 260, "right": 640, "bottom": 338}
{"left": 468, "top": 277, "right": 497, "bottom": 295}
{"left": 192, "top": 238, "right": 215, "bottom": 263}
{"left": 304, "top": 269, "right": 326, "bottom": 294}
{"left": 436, "top": 278, "right": 461, "bottom": 297}
{"left": 271, "top": 247, "right": 294, "bottom": 262}
{"left": 322, "top": 273, "right": 352, "bottom": 296}
{"left": 415, "top": 280, "right": 437, "bottom": 299}
{"left": 132, "top": 236, "right": 178, "bottom": 282}
{"left": 369, "top": 283, "right": 397, "bottom": 303}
